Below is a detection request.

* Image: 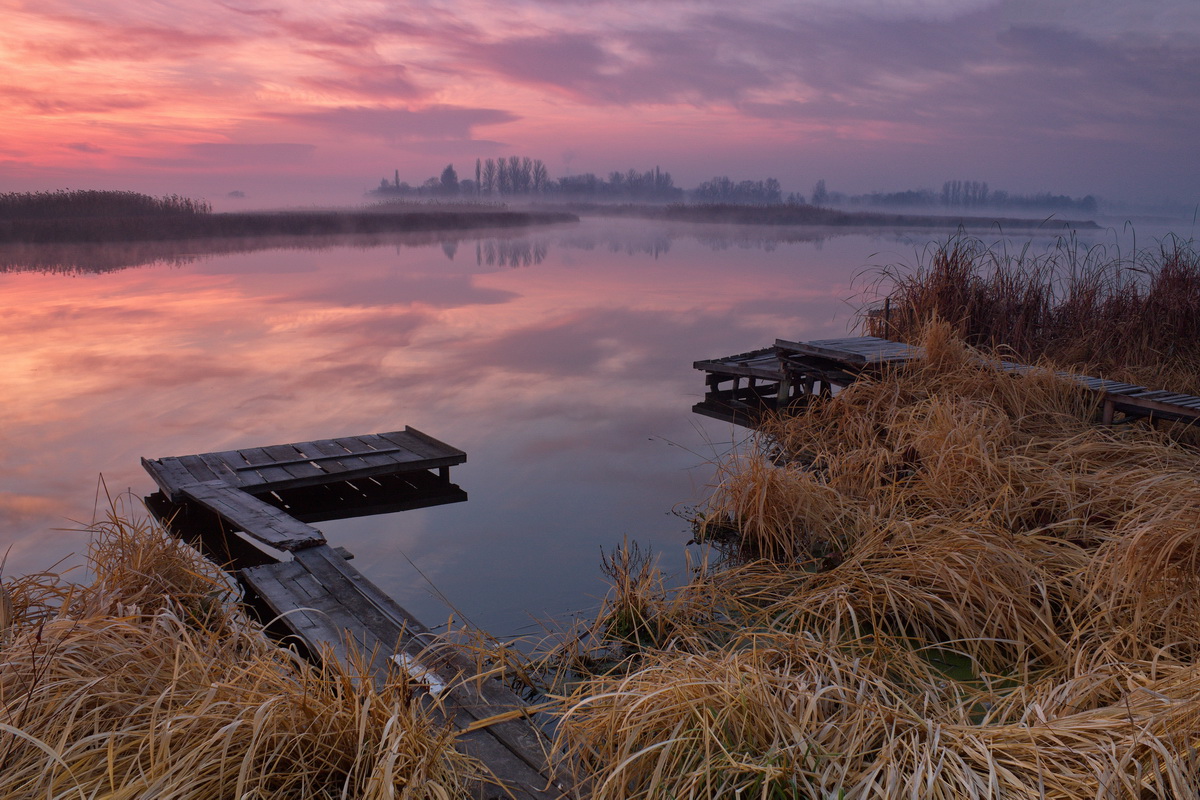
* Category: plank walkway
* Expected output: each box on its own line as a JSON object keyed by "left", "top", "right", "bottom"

{"left": 695, "top": 335, "right": 1200, "bottom": 428}
{"left": 143, "top": 428, "right": 571, "bottom": 800}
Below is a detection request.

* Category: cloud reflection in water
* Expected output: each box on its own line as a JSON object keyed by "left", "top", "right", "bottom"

{"left": 0, "top": 219, "right": 886, "bottom": 634}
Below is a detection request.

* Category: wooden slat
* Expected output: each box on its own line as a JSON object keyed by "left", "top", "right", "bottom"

{"left": 140, "top": 457, "right": 198, "bottom": 499}
{"left": 276, "top": 547, "right": 560, "bottom": 797}
{"left": 175, "top": 454, "right": 223, "bottom": 484}
{"left": 180, "top": 482, "right": 326, "bottom": 551}
{"left": 386, "top": 427, "right": 468, "bottom": 461}
{"left": 776, "top": 337, "right": 924, "bottom": 366}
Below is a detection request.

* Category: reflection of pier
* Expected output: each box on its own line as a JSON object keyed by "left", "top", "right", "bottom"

{"left": 143, "top": 428, "right": 568, "bottom": 800}
{"left": 695, "top": 336, "right": 1200, "bottom": 428}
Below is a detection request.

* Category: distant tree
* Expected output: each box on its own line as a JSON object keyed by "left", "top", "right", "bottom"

{"left": 508, "top": 156, "right": 523, "bottom": 193}
{"left": 519, "top": 157, "right": 533, "bottom": 193}
{"left": 481, "top": 158, "right": 497, "bottom": 195}
{"left": 497, "top": 159, "right": 511, "bottom": 194}
{"left": 763, "top": 178, "right": 782, "bottom": 204}
{"left": 440, "top": 163, "right": 459, "bottom": 195}
{"left": 475, "top": 158, "right": 481, "bottom": 196}
{"left": 690, "top": 175, "right": 784, "bottom": 205}
{"left": 532, "top": 159, "right": 549, "bottom": 193}
{"left": 811, "top": 179, "right": 829, "bottom": 207}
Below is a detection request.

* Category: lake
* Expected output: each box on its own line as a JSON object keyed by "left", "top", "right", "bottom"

{"left": 0, "top": 216, "right": 1164, "bottom": 637}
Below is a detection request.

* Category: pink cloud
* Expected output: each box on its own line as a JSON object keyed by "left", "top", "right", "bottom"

{"left": 273, "top": 105, "right": 518, "bottom": 143}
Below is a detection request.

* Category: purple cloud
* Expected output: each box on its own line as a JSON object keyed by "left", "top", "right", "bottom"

{"left": 273, "top": 105, "right": 518, "bottom": 142}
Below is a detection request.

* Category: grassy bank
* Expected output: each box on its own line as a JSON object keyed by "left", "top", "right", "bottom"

{"left": 550, "top": 324, "right": 1200, "bottom": 798}
{"left": 0, "top": 508, "right": 481, "bottom": 798}
{"left": 549, "top": 201, "right": 1099, "bottom": 230}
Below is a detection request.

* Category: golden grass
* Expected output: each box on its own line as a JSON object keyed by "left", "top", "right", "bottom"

{"left": 553, "top": 323, "right": 1200, "bottom": 798}
{"left": 0, "top": 508, "right": 481, "bottom": 799}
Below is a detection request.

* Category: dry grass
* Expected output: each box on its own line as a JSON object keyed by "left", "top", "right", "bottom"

{"left": 553, "top": 324, "right": 1200, "bottom": 798}
{"left": 0, "top": 507, "right": 481, "bottom": 799}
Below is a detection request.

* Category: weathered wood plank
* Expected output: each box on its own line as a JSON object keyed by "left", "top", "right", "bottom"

{"left": 180, "top": 482, "right": 326, "bottom": 551}
{"left": 175, "top": 454, "right": 223, "bottom": 484}
{"left": 248, "top": 549, "right": 561, "bottom": 797}
{"left": 141, "top": 457, "right": 198, "bottom": 499}
{"left": 382, "top": 427, "right": 468, "bottom": 462}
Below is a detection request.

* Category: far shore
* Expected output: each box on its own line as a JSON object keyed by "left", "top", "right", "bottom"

{"left": 0, "top": 208, "right": 580, "bottom": 245}
{"left": 0, "top": 200, "right": 1102, "bottom": 247}
{"left": 545, "top": 201, "right": 1102, "bottom": 230}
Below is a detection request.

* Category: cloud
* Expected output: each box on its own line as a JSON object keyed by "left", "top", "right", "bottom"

{"left": 188, "top": 142, "right": 316, "bottom": 165}
{"left": 273, "top": 105, "right": 518, "bottom": 142}
{"left": 292, "top": 275, "right": 518, "bottom": 309}
{"left": 464, "top": 28, "right": 772, "bottom": 105}
{"left": 65, "top": 142, "right": 105, "bottom": 154}
{"left": 128, "top": 142, "right": 316, "bottom": 168}
{"left": 298, "top": 64, "right": 422, "bottom": 102}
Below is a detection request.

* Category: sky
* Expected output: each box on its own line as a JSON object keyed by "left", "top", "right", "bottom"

{"left": 2, "top": 0, "right": 1199, "bottom": 209}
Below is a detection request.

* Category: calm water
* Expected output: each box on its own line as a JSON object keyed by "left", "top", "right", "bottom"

{"left": 0, "top": 217, "right": 1161, "bottom": 636}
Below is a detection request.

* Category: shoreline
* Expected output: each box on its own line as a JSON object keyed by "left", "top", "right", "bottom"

{"left": 0, "top": 208, "right": 580, "bottom": 244}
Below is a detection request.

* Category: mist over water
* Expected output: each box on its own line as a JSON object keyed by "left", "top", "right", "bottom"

{"left": 0, "top": 218, "right": 1180, "bottom": 635}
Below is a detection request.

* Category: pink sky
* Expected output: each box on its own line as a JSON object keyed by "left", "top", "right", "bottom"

{"left": 2, "top": 0, "right": 1198, "bottom": 209}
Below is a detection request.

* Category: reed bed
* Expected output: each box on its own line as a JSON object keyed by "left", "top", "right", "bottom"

{"left": 0, "top": 508, "right": 481, "bottom": 799}
{"left": 863, "top": 233, "right": 1200, "bottom": 394}
{"left": 553, "top": 324, "right": 1200, "bottom": 798}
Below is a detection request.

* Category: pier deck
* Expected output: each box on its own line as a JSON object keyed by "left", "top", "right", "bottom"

{"left": 695, "top": 335, "right": 1200, "bottom": 428}
{"left": 143, "top": 428, "right": 569, "bottom": 800}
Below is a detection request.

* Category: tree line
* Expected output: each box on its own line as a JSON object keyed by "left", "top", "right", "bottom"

{"left": 376, "top": 158, "right": 684, "bottom": 202}
{"left": 374, "top": 162, "right": 1099, "bottom": 214}
{"left": 833, "top": 179, "right": 1098, "bottom": 214}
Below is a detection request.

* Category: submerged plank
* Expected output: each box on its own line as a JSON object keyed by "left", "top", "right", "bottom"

{"left": 247, "top": 547, "right": 563, "bottom": 798}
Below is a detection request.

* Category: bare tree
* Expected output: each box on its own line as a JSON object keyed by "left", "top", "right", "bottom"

{"left": 497, "top": 158, "right": 511, "bottom": 194}
{"left": 532, "top": 159, "right": 548, "bottom": 193}
{"left": 482, "top": 158, "right": 497, "bottom": 195}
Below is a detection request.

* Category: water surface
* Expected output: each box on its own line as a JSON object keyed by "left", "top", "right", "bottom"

{"left": 1, "top": 217, "right": 1122, "bottom": 635}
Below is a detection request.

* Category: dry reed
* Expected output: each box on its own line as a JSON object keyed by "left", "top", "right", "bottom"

{"left": 862, "top": 233, "right": 1200, "bottom": 394}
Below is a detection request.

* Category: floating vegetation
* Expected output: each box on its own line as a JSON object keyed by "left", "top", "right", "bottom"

{"left": 554, "top": 323, "right": 1200, "bottom": 798}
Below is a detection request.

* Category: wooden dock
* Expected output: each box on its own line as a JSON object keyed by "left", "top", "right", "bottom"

{"left": 143, "top": 428, "right": 570, "bottom": 800}
{"left": 695, "top": 335, "right": 1200, "bottom": 428}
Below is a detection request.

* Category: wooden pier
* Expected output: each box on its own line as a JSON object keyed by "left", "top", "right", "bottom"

{"left": 695, "top": 335, "right": 1200, "bottom": 428}
{"left": 143, "top": 428, "right": 570, "bottom": 800}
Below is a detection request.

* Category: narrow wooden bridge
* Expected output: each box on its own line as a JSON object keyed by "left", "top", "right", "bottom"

{"left": 695, "top": 335, "right": 1200, "bottom": 428}
{"left": 143, "top": 428, "right": 570, "bottom": 800}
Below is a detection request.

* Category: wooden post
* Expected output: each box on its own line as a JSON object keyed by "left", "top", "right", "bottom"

{"left": 1101, "top": 399, "right": 1114, "bottom": 425}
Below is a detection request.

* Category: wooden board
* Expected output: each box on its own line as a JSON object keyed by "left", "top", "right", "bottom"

{"left": 179, "top": 481, "right": 326, "bottom": 551}
{"left": 698, "top": 337, "right": 1200, "bottom": 430}
{"left": 776, "top": 336, "right": 923, "bottom": 366}
{"left": 143, "top": 427, "right": 467, "bottom": 499}
{"left": 243, "top": 547, "right": 566, "bottom": 799}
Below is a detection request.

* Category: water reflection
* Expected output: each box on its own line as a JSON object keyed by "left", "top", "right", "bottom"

{"left": 0, "top": 219, "right": 908, "bottom": 634}
{"left": 1, "top": 218, "right": 853, "bottom": 274}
